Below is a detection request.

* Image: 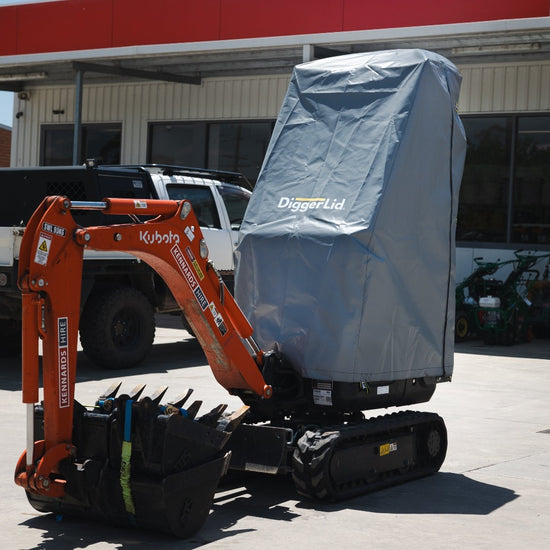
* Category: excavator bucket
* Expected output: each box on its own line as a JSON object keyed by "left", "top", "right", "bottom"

{"left": 19, "top": 386, "right": 249, "bottom": 537}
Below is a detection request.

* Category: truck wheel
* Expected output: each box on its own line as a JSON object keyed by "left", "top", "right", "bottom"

{"left": 80, "top": 287, "right": 155, "bottom": 369}
{"left": 0, "top": 319, "right": 22, "bottom": 357}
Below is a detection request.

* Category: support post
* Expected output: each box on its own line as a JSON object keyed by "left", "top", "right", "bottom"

{"left": 72, "top": 68, "right": 83, "bottom": 165}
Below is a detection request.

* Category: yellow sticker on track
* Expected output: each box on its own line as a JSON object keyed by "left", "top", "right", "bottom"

{"left": 379, "top": 442, "right": 398, "bottom": 456}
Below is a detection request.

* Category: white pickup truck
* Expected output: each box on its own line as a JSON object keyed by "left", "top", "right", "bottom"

{"left": 0, "top": 164, "right": 251, "bottom": 368}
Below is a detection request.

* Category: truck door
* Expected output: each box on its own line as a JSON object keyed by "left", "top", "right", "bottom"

{"left": 165, "top": 184, "right": 234, "bottom": 271}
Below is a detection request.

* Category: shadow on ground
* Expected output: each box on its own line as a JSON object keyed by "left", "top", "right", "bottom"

{"left": 0, "top": 336, "right": 205, "bottom": 392}
{"left": 19, "top": 469, "right": 517, "bottom": 550}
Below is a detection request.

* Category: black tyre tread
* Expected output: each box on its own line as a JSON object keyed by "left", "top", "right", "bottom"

{"left": 0, "top": 318, "right": 22, "bottom": 357}
{"left": 79, "top": 286, "right": 155, "bottom": 369}
{"left": 291, "top": 411, "right": 447, "bottom": 502}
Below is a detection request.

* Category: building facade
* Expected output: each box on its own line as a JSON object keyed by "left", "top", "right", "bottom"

{"left": 1, "top": 0, "right": 550, "bottom": 280}
{"left": 0, "top": 123, "right": 11, "bottom": 167}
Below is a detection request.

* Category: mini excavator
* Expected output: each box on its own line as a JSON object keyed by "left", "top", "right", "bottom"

{"left": 14, "top": 49, "right": 466, "bottom": 538}
{"left": 15, "top": 195, "right": 448, "bottom": 537}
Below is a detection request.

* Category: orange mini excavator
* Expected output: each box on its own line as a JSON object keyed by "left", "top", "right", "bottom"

{"left": 14, "top": 50, "right": 465, "bottom": 538}
{"left": 14, "top": 195, "right": 448, "bottom": 537}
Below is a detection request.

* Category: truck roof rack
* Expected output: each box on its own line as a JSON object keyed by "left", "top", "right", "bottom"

{"left": 120, "top": 164, "right": 253, "bottom": 190}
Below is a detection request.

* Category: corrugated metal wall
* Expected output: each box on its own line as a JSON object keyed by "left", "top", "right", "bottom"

{"left": 10, "top": 60, "right": 550, "bottom": 167}
{"left": 11, "top": 74, "right": 291, "bottom": 166}
{"left": 458, "top": 60, "right": 550, "bottom": 113}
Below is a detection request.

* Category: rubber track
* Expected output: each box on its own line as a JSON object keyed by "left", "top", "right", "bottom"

{"left": 291, "top": 410, "right": 447, "bottom": 501}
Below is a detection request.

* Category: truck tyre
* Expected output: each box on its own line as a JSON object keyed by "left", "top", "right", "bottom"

{"left": 79, "top": 287, "right": 155, "bottom": 369}
{"left": 0, "top": 319, "right": 22, "bottom": 357}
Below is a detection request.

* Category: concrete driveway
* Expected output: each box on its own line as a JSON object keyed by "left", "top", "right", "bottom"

{"left": 1, "top": 319, "right": 549, "bottom": 549}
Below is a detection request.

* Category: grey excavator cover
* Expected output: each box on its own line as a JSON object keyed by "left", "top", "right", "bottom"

{"left": 235, "top": 49, "right": 466, "bottom": 384}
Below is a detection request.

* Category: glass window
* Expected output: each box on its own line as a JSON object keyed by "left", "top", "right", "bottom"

{"left": 511, "top": 116, "right": 550, "bottom": 245}
{"left": 208, "top": 122, "right": 272, "bottom": 183}
{"left": 457, "top": 117, "right": 512, "bottom": 243}
{"left": 148, "top": 123, "right": 206, "bottom": 166}
{"left": 219, "top": 185, "right": 250, "bottom": 230}
{"left": 165, "top": 184, "right": 221, "bottom": 228}
{"left": 82, "top": 125, "right": 121, "bottom": 165}
{"left": 148, "top": 120, "right": 274, "bottom": 185}
{"left": 41, "top": 123, "right": 121, "bottom": 166}
{"left": 42, "top": 126, "right": 73, "bottom": 165}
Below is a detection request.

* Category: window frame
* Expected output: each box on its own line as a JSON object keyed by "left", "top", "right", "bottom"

{"left": 458, "top": 112, "right": 550, "bottom": 251}
{"left": 40, "top": 122, "right": 122, "bottom": 166}
{"left": 146, "top": 119, "right": 275, "bottom": 185}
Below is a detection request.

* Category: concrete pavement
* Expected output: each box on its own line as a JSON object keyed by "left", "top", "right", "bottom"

{"left": 1, "top": 319, "right": 549, "bottom": 549}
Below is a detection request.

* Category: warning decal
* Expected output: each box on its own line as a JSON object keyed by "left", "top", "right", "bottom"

{"left": 170, "top": 243, "right": 208, "bottom": 311}
{"left": 379, "top": 442, "right": 398, "bottom": 456}
{"left": 34, "top": 233, "right": 52, "bottom": 266}
{"left": 312, "top": 380, "right": 333, "bottom": 406}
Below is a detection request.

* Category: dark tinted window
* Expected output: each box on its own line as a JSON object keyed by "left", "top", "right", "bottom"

{"left": 41, "top": 123, "right": 121, "bottom": 166}
{"left": 512, "top": 116, "right": 550, "bottom": 245}
{"left": 458, "top": 114, "right": 550, "bottom": 246}
{"left": 148, "top": 124, "right": 207, "bottom": 166}
{"left": 166, "top": 184, "right": 220, "bottom": 228}
{"left": 457, "top": 117, "right": 512, "bottom": 243}
{"left": 208, "top": 122, "right": 272, "bottom": 183}
{"left": 219, "top": 186, "right": 250, "bottom": 230}
{"left": 148, "top": 120, "right": 274, "bottom": 184}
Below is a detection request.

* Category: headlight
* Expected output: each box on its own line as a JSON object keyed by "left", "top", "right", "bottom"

{"left": 180, "top": 201, "right": 192, "bottom": 220}
{"left": 199, "top": 239, "right": 208, "bottom": 259}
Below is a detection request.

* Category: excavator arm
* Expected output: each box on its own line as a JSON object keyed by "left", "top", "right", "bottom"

{"left": 14, "top": 195, "right": 270, "bottom": 536}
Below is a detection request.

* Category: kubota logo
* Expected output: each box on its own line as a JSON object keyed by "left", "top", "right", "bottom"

{"left": 139, "top": 229, "right": 180, "bottom": 245}
{"left": 277, "top": 196, "right": 346, "bottom": 213}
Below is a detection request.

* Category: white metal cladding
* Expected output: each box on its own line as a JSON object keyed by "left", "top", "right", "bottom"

{"left": 458, "top": 60, "right": 550, "bottom": 114}
{"left": 11, "top": 74, "right": 291, "bottom": 166}
{"left": 9, "top": 60, "right": 550, "bottom": 166}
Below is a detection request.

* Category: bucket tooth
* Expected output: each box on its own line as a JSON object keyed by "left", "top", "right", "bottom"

{"left": 98, "top": 381, "right": 122, "bottom": 400}
{"left": 217, "top": 405, "right": 250, "bottom": 433}
{"left": 169, "top": 388, "right": 194, "bottom": 409}
{"left": 185, "top": 400, "right": 202, "bottom": 419}
{"left": 198, "top": 404, "right": 228, "bottom": 427}
{"left": 128, "top": 384, "right": 147, "bottom": 401}
{"left": 149, "top": 386, "right": 169, "bottom": 406}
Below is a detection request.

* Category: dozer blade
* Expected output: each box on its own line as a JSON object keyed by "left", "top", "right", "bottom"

{"left": 27, "top": 391, "right": 249, "bottom": 538}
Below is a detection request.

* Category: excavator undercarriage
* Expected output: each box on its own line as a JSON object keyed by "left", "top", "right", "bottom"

{"left": 14, "top": 195, "right": 450, "bottom": 537}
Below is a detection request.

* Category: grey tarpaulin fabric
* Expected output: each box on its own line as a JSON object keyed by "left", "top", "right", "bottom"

{"left": 235, "top": 49, "right": 466, "bottom": 384}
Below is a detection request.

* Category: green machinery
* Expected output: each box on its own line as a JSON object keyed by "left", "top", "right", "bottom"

{"left": 455, "top": 251, "right": 550, "bottom": 345}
